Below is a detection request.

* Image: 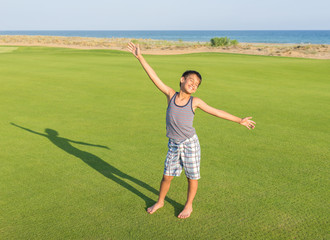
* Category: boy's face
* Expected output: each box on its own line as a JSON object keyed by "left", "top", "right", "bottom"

{"left": 180, "top": 74, "right": 201, "bottom": 94}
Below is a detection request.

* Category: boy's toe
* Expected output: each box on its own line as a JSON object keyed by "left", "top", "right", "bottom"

{"left": 178, "top": 208, "right": 192, "bottom": 219}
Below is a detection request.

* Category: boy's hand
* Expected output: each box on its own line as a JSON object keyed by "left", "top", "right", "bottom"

{"left": 127, "top": 42, "right": 141, "bottom": 58}
{"left": 239, "top": 117, "right": 256, "bottom": 130}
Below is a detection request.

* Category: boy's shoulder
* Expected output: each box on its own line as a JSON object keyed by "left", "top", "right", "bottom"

{"left": 192, "top": 96, "right": 204, "bottom": 109}
{"left": 192, "top": 96, "right": 202, "bottom": 103}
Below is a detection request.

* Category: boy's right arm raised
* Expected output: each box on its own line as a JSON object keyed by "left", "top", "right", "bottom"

{"left": 128, "top": 42, "right": 175, "bottom": 98}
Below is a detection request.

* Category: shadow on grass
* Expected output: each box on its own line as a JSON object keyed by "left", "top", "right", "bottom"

{"left": 11, "top": 123, "right": 184, "bottom": 216}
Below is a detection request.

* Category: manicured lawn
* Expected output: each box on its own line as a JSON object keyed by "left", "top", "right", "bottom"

{"left": 1, "top": 46, "right": 329, "bottom": 239}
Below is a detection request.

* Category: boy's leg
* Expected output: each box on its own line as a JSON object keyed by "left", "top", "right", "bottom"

{"left": 147, "top": 175, "right": 174, "bottom": 214}
{"left": 178, "top": 135, "right": 200, "bottom": 219}
{"left": 178, "top": 178, "right": 198, "bottom": 219}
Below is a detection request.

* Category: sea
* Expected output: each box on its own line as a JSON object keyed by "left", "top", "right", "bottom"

{"left": 1, "top": 30, "right": 330, "bottom": 44}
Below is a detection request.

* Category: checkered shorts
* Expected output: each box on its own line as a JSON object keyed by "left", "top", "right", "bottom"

{"left": 164, "top": 134, "right": 201, "bottom": 180}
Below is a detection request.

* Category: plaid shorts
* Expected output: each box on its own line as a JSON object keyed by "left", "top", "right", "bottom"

{"left": 164, "top": 134, "right": 201, "bottom": 180}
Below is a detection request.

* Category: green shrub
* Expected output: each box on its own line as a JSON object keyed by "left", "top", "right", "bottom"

{"left": 210, "top": 37, "right": 239, "bottom": 47}
{"left": 230, "top": 39, "right": 239, "bottom": 46}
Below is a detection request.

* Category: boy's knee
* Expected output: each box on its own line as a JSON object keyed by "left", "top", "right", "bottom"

{"left": 187, "top": 177, "right": 198, "bottom": 183}
{"left": 162, "top": 175, "right": 174, "bottom": 182}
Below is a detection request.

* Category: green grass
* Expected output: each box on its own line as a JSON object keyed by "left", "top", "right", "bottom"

{"left": 1, "top": 46, "right": 329, "bottom": 239}
{"left": 0, "top": 47, "right": 18, "bottom": 53}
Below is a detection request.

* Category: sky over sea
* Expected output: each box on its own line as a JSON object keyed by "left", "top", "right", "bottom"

{"left": 1, "top": 0, "right": 330, "bottom": 30}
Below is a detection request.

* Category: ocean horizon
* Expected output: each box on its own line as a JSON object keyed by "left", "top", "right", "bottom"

{"left": 1, "top": 30, "right": 330, "bottom": 44}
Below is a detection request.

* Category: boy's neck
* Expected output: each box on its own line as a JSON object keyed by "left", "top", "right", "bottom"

{"left": 177, "top": 90, "right": 191, "bottom": 100}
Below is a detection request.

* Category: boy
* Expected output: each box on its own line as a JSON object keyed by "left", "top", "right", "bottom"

{"left": 127, "top": 42, "right": 256, "bottom": 219}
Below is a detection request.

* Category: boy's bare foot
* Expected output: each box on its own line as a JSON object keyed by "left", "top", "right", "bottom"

{"left": 147, "top": 202, "right": 164, "bottom": 214}
{"left": 178, "top": 206, "right": 193, "bottom": 219}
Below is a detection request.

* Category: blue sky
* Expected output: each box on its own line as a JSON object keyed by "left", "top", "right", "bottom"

{"left": 1, "top": 0, "right": 329, "bottom": 30}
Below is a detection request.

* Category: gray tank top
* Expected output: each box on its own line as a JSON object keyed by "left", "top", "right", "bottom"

{"left": 166, "top": 92, "right": 196, "bottom": 141}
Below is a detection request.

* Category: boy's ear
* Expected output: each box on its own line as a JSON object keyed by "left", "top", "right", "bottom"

{"left": 180, "top": 77, "right": 185, "bottom": 83}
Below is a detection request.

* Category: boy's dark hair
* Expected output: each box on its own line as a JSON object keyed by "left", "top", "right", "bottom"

{"left": 180, "top": 70, "right": 202, "bottom": 87}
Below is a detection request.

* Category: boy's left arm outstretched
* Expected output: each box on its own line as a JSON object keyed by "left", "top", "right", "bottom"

{"left": 193, "top": 98, "right": 256, "bottom": 130}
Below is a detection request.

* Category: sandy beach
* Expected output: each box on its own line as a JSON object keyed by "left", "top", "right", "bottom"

{"left": 1, "top": 35, "right": 329, "bottom": 59}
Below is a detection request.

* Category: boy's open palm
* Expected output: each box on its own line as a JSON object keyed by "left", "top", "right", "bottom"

{"left": 127, "top": 42, "right": 141, "bottom": 58}
{"left": 239, "top": 117, "right": 256, "bottom": 130}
